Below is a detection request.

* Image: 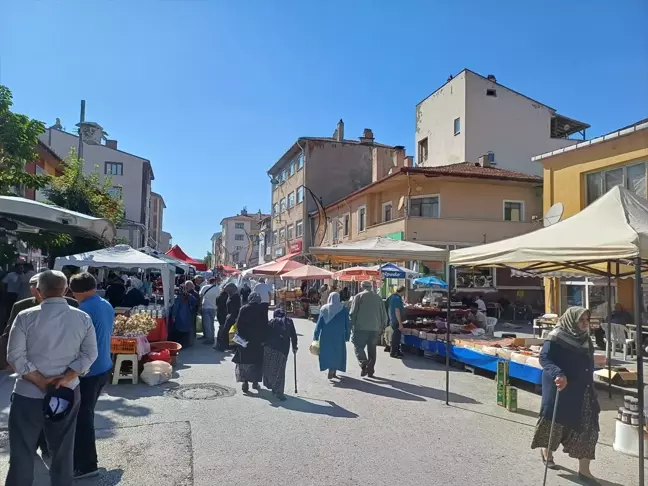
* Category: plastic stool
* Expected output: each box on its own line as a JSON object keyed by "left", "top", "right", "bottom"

{"left": 112, "top": 354, "right": 138, "bottom": 385}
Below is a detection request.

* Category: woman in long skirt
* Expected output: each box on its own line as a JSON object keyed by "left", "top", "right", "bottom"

{"left": 232, "top": 293, "right": 268, "bottom": 392}
{"left": 263, "top": 308, "right": 298, "bottom": 400}
{"left": 531, "top": 306, "right": 600, "bottom": 484}
{"left": 216, "top": 283, "right": 241, "bottom": 351}
{"left": 314, "top": 292, "right": 350, "bottom": 380}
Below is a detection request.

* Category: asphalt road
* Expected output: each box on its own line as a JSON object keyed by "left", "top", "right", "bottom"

{"left": 0, "top": 316, "right": 641, "bottom": 485}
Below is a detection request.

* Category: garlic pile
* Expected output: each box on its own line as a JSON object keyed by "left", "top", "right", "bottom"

{"left": 113, "top": 313, "right": 157, "bottom": 337}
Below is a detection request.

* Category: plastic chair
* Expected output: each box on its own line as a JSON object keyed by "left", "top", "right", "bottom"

{"left": 486, "top": 317, "right": 498, "bottom": 336}
{"left": 112, "top": 354, "right": 139, "bottom": 384}
{"left": 603, "top": 323, "right": 635, "bottom": 361}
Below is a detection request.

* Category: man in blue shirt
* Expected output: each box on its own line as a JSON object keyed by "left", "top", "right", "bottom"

{"left": 388, "top": 286, "right": 406, "bottom": 358}
{"left": 69, "top": 272, "right": 114, "bottom": 479}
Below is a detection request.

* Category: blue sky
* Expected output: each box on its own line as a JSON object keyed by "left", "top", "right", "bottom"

{"left": 2, "top": 0, "right": 647, "bottom": 258}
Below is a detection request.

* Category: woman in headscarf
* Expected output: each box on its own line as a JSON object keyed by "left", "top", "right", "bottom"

{"left": 170, "top": 281, "right": 198, "bottom": 346}
{"left": 216, "top": 283, "right": 241, "bottom": 351}
{"left": 232, "top": 292, "right": 268, "bottom": 392}
{"left": 531, "top": 306, "right": 600, "bottom": 484}
{"left": 263, "top": 308, "right": 298, "bottom": 400}
{"left": 215, "top": 288, "right": 229, "bottom": 334}
{"left": 313, "top": 292, "right": 350, "bottom": 380}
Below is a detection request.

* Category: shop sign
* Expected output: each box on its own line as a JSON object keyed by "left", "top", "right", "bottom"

{"left": 455, "top": 267, "right": 494, "bottom": 288}
{"left": 289, "top": 240, "right": 303, "bottom": 253}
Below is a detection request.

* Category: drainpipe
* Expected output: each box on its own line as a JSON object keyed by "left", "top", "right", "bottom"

{"left": 405, "top": 172, "right": 412, "bottom": 241}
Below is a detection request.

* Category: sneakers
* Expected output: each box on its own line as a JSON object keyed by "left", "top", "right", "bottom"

{"left": 74, "top": 468, "right": 99, "bottom": 479}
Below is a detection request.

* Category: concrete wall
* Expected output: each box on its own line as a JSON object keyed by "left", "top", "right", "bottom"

{"left": 148, "top": 193, "right": 164, "bottom": 249}
{"left": 159, "top": 231, "right": 172, "bottom": 253}
{"left": 464, "top": 71, "right": 577, "bottom": 176}
{"left": 415, "top": 73, "right": 466, "bottom": 167}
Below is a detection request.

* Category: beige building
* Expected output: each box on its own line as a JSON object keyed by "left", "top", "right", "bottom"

{"left": 147, "top": 192, "right": 165, "bottom": 249}
{"left": 313, "top": 154, "right": 544, "bottom": 301}
{"left": 267, "top": 119, "right": 406, "bottom": 261}
{"left": 219, "top": 210, "right": 268, "bottom": 267}
{"left": 159, "top": 231, "right": 172, "bottom": 253}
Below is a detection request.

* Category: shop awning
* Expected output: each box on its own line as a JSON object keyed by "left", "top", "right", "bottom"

{"left": 166, "top": 244, "right": 207, "bottom": 271}
{"left": 310, "top": 236, "right": 448, "bottom": 264}
{"left": 280, "top": 264, "right": 334, "bottom": 280}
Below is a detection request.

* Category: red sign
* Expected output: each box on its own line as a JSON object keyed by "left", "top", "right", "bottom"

{"left": 289, "top": 240, "right": 303, "bottom": 254}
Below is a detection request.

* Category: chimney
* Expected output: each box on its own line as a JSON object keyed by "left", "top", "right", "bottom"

{"left": 486, "top": 74, "right": 497, "bottom": 83}
{"left": 404, "top": 155, "right": 413, "bottom": 167}
{"left": 336, "top": 119, "right": 344, "bottom": 142}
{"left": 105, "top": 139, "right": 118, "bottom": 150}
{"left": 393, "top": 146, "right": 405, "bottom": 168}
{"left": 478, "top": 154, "right": 490, "bottom": 167}
{"left": 359, "top": 128, "right": 374, "bottom": 144}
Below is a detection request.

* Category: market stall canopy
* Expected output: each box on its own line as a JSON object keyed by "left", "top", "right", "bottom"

{"left": 280, "top": 264, "right": 334, "bottom": 280}
{"left": 0, "top": 195, "right": 116, "bottom": 242}
{"left": 138, "top": 246, "right": 194, "bottom": 274}
{"left": 333, "top": 266, "right": 381, "bottom": 282}
{"left": 218, "top": 265, "right": 240, "bottom": 275}
{"left": 449, "top": 186, "right": 648, "bottom": 277}
{"left": 310, "top": 236, "right": 448, "bottom": 264}
{"left": 378, "top": 263, "right": 421, "bottom": 279}
{"left": 54, "top": 244, "right": 175, "bottom": 308}
{"left": 413, "top": 276, "right": 449, "bottom": 289}
{"left": 166, "top": 244, "right": 207, "bottom": 271}
{"left": 243, "top": 259, "right": 305, "bottom": 276}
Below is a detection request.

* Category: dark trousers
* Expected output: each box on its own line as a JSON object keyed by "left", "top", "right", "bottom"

{"left": 74, "top": 371, "right": 110, "bottom": 472}
{"left": 391, "top": 327, "right": 402, "bottom": 356}
{"left": 260, "top": 303, "right": 270, "bottom": 316}
{"left": 594, "top": 326, "right": 606, "bottom": 349}
{"left": 352, "top": 330, "right": 380, "bottom": 373}
{"left": 6, "top": 388, "right": 81, "bottom": 486}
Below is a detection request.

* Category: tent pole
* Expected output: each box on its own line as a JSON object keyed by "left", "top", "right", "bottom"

{"left": 634, "top": 257, "right": 644, "bottom": 486}
{"left": 607, "top": 262, "right": 613, "bottom": 399}
{"left": 445, "top": 265, "right": 452, "bottom": 406}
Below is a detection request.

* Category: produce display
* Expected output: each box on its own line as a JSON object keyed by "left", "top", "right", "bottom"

{"left": 113, "top": 313, "right": 158, "bottom": 337}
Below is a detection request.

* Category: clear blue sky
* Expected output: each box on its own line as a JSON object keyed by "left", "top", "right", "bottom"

{"left": 2, "top": 0, "right": 647, "bottom": 258}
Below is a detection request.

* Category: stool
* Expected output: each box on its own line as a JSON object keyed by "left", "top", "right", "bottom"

{"left": 112, "top": 354, "right": 138, "bottom": 385}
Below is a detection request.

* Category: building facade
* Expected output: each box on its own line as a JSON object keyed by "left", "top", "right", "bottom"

{"left": 219, "top": 210, "right": 266, "bottom": 267}
{"left": 415, "top": 70, "right": 589, "bottom": 176}
{"left": 267, "top": 120, "right": 407, "bottom": 261}
{"left": 536, "top": 119, "right": 648, "bottom": 317}
{"left": 147, "top": 192, "right": 165, "bottom": 249}
{"left": 39, "top": 123, "right": 154, "bottom": 247}
{"left": 159, "top": 231, "right": 172, "bottom": 253}
{"left": 23, "top": 141, "right": 66, "bottom": 202}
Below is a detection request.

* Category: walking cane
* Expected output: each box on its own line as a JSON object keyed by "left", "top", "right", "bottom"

{"left": 293, "top": 350, "right": 298, "bottom": 394}
{"left": 542, "top": 388, "right": 561, "bottom": 486}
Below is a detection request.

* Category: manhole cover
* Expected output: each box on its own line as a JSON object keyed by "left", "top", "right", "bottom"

{"left": 165, "top": 383, "right": 236, "bottom": 400}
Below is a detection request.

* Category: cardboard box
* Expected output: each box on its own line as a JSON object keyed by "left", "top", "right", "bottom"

{"left": 594, "top": 367, "right": 638, "bottom": 386}
{"left": 506, "top": 386, "right": 518, "bottom": 412}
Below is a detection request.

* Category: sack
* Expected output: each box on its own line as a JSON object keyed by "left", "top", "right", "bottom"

{"left": 309, "top": 340, "right": 320, "bottom": 356}
{"left": 228, "top": 323, "right": 238, "bottom": 345}
{"left": 140, "top": 360, "right": 173, "bottom": 386}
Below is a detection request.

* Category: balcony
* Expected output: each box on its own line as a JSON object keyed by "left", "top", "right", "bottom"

{"left": 407, "top": 217, "right": 536, "bottom": 245}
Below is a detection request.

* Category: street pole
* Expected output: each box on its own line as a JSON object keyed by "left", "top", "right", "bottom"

{"left": 78, "top": 100, "right": 86, "bottom": 160}
{"left": 633, "top": 257, "right": 644, "bottom": 486}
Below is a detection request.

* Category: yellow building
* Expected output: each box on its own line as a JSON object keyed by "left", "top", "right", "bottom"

{"left": 535, "top": 119, "right": 648, "bottom": 315}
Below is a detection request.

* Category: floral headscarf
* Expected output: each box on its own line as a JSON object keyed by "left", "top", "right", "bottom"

{"left": 547, "top": 306, "right": 592, "bottom": 354}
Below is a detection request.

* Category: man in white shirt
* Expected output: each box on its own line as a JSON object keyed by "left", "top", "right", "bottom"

{"left": 253, "top": 278, "right": 272, "bottom": 315}
{"left": 199, "top": 277, "right": 220, "bottom": 345}
{"left": 475, "top": 295, "right": 487, "bottom": 313}
{"left": 6, "top": 270, "right": 98, "bottom": 486}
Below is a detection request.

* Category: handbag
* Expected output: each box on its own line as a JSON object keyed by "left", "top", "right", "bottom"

{"left": 228, "top": 323, "right": 238, "bottom": 345}
{"left": 309, "top": 340, "right": 320, "bottom": 356}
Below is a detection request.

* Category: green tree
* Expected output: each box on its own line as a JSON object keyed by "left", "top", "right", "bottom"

{"left": 204, "top": 251, "right": 213, "bottom": 267}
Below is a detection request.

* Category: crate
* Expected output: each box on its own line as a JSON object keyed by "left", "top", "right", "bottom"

{"left": 111, "top": 337, "right": 138, "bottom": 354}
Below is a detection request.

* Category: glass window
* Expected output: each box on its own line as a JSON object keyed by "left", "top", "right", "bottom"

{"left": 287, "top": 192, "right": 295, "bottom": 208}
{"left": 272, "top": 231, "right": 277, "bottom": 245}
{"left": 280, "top": 170, "right": 287, "bottom": 183}
{"left": 235, "top": 222, "right": 244, "bottom": 229}
{"left": 105, "top": 162, "right": 123, "bottom": 176}
{"left": 295, "top": 219, "right": 303, "bottom": 237}
{"left": 586, "top": 172, "right": 603, "bottom": 205}
{"left": 279, "top": 228, "right": 285, "bottom": 242}
{"left": 235, "top": 234, "right": 244, "bottom": 241}
{"left": 289, "top": 161, "right": 295, "bottom": 177}
{"left": 280, "top": 198, "right": 286, "bottom": 212}
{"left": 296, "top": 186, "right": 304, "bottom": 204}
{"left": 418, "top": 138, "right": 428, "bottom": 165}
{"left": 605, "top": 168, "right": 623, "bottom": 192}
{"left": 504, "top": 201, "right": 523, "bottom": 222}
{"left": 410, "top": 196, "right": 439, "bottom": 218}
{"left": 358, "top": 206, "right": 366, "bottom": 232}
{"left": 343, "top": 214, "right": 350, "bottom": 236}
{"left": 627, "top": 164, "right": 646, "bottom": 198}
{"left": 332, "top": 219, "right": 339, "bottom": 240}
{"left": 108, "top": 186, "right": 122, "bottom": 199}
{"left": 287, "top": 224, "right": 294, "bottom": 240}
{"left": 272, "top": 203, "right": 279, "bottom": 216}
{"left": 454, "top": 117, "right": 461, "bottom": 135}
{"left": 383, "top": 203, "right": 392, "bottom": 222}
{"left": 296, "top": 153, "right": 304, "bottom": 170}
{"left": 587, "top": 163, "right": 648, "bottom": 206}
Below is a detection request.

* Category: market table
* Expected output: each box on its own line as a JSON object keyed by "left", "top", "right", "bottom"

{"left": 404, "top": 306, "right": 469, "bottom": 319}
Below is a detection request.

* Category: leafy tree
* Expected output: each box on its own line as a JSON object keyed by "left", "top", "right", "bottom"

{"left": 204, "top": 251, "right": 213, "bottom": 266}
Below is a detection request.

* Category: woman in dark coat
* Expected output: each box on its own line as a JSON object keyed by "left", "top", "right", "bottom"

{"left": 232, "top": 292, "right": 268, "bottom": 393}
{"left": 263, "top": 308, "right": 298, "bottom": 400}
{"left": 531, "top": 306, "right": 600, "bottom": 484}
{"left": 215, "top": 289, "right": 229, "bottom": 328}
{"left": 216, "top": 283, "right": 241, "bottom": 351}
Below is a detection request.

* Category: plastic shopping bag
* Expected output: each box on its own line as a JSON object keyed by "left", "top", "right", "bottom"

{"left": 228, "top": 323, "right": 238, "bottom": 346}
{"left": 140, "top": 360, "right": 173, "bottom": 386}
{"left": 309, "top": 340, "right": 320, "bottom": 356}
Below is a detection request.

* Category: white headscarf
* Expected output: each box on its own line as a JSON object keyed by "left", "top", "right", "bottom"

{"left": 320, "top": 291, "right": 344, "bottom": 324}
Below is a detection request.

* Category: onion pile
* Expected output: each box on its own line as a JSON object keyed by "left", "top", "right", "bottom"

{"left": 113, "top": 313, "right": 157, "bottom": 337}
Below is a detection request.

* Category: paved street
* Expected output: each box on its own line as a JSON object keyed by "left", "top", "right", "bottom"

{"left": 0, "top": 316, "right": 640, "bottom": 486}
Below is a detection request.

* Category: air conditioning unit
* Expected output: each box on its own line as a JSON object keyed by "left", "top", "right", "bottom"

{"left": 275, "top": 247, "right": 285, "bottom": 257}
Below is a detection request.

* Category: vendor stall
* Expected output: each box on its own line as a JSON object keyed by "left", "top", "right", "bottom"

{"left": 279, "top": 265, "right": 334, "bottom": 316}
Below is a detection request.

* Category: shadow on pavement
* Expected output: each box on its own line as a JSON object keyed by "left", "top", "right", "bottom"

{"left": 72, "top": 468, "right": 125, "bottom": 486}
{"left": 102, "top": 381, "right": 179, "bottom": 401}
{"left": 246, "top": 390, "right": 358, "bottom": 418}
{"left": 366, "top": 376, "right": 481, "bottom": 404}
{"left": 556, "top": 466, "right": 625, "bottom": 486}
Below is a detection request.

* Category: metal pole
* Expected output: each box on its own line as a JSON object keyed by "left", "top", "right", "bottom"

{"left": 78, "top": 100, "right": 85, "bottom": 160}
{"left": 445, "top": 265, "right": 452, "bottom": 406}
{"left": 607, "top": 262, "right": 613, "bottom": 399}
{"left": 542, "top": 389, "right": 561, "bottom": 486}
{"left": 634, "top": 257, "right": 644, "bottom": 486}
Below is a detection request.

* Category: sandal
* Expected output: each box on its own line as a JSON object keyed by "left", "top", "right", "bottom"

{"left": 540, "top": 450, "right": 556, "bottom": 469}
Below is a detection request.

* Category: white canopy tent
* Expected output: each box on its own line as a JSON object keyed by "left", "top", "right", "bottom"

{"left": 54, "top": 245, "right": 175, "bottom": 309}
{"left": 310, "top": 236, "right": 448, "bottom": 263}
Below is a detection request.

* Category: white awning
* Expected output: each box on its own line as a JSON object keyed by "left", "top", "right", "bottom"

{"left": 310, "top": 236, "right": 448, "bottom": 264}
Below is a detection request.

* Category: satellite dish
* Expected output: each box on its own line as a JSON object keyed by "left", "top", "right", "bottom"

{"left": 544, "top": 202, "right": 564, "bottom": 227}
{"left": 398, "top": 196, "right": 406, "bottom": 211}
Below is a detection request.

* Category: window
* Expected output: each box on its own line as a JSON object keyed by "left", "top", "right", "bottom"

{"left": 503, "top": 200, "right": 524, "bottom": 222}
{"left": 272, "top": 203, "right": 279, "bottom": 216}
{"left": 296, "top": 186, "right": 304, "bottom": 204}
{"left": 296, "top": 153, "right": 304, "bottom": 170}
{"left": 232, "top": 253, "right": 239, "bottom": 262}
{"left": 279, "top": 228, "right": 286, "bottom": 242}
{"left": 235, "top": 234, "right": 245, "bottom": 241}
{"left": 108, "top": 186, "right": 122, "bottom": 199}
{"left": 105, "top": 162, "right": 123, "bottom": 176}
{"left": 280, "top": 169, "right": 287, "bottom": 183}
{"left": 357, "top": 206, "right": 366, "bottom": 232}
{"left": 235, "top": 222, "right": 244, "bottom": 229}
{"left": 454, "top": 117, "right": 461, "bottom": 135}
{"left": 287, "top": 224, "right": 294, "bottom": 240}
{"left": 295, "top": 219, "right": 303, "bottom": 237}
{"left": 280, "top": 197, "right": 286, "bottom": 213}
{"left": 289, "top": 161, "right": 295, "bottom": 177}
{"left": 486, "top": 89, "right": 497, "bottom": 97}
{"left": 272, "top": 231, "right": 277, "bottom": 245}
{"left": 332, "top": 218, "right": 339, "bottom": 241}
{"left": 586, "top": 162, "right": 647, "bottom": 205}
{"left": 418, "top": 138, "right": 428, "bottom": 165}
{"left": 235, "top": 246, "right": 244, "bottom": 250}
{"left": 410, "top": 195, "right": 439, "bottom": 218}
{"left": 382, "top": 201, "right": 393, "bottom": 222}
{"left": 287, "top": 192, "right": 295, "bottom": 208}
{"left": 343, "top": 214, "right": 350, "bottom": 236}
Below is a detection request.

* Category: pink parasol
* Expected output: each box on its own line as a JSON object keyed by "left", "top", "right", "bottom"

{"left": 280, "top": 264, "right": 334, "bottom": 280}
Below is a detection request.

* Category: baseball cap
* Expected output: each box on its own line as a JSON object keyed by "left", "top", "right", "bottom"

{"left": 43, "top": 387, "right": 75, "bottom": 422}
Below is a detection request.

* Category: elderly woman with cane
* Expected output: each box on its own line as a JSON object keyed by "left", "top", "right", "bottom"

{"left": 263, "top": 308, "right": 298, "bottom": 400}
{"left": 531, "top": 306, "right": 600, "bottom": 485}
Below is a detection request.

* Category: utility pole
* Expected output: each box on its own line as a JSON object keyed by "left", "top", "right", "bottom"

{"left": 77, "top": 100, "right": 86, "bottom": 159}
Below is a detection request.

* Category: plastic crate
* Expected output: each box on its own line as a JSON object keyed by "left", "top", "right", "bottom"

{"left": 111, "top": 337, "right": 138, "bottom": 354}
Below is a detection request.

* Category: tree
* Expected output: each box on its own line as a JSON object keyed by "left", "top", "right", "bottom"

{"left": 204, "top": 251, "right": 213, "bottom": 267}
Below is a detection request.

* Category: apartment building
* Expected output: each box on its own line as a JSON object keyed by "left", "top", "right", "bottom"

{"left": 147, "top": 192, "right": 165, "bottom": 249}
{"left": 313, "top": 152, "right": 544, "bottom": 304}
{"left": 415, "top": 69, "right": 589, "bottom": 176}
{"left": 22, "top": 141, "right": 65, "bottom": 202}
{"left": 219, "top": 209, "right": 267, "bottom": 267}
{"left": 39, "top": 121, "right": 154, "bottom": 247}
{"left": 267, "top": 120, "right": 406, "bottom": 261}
{"left": 159, "top": 231, "right": 172, "bottom": 253}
